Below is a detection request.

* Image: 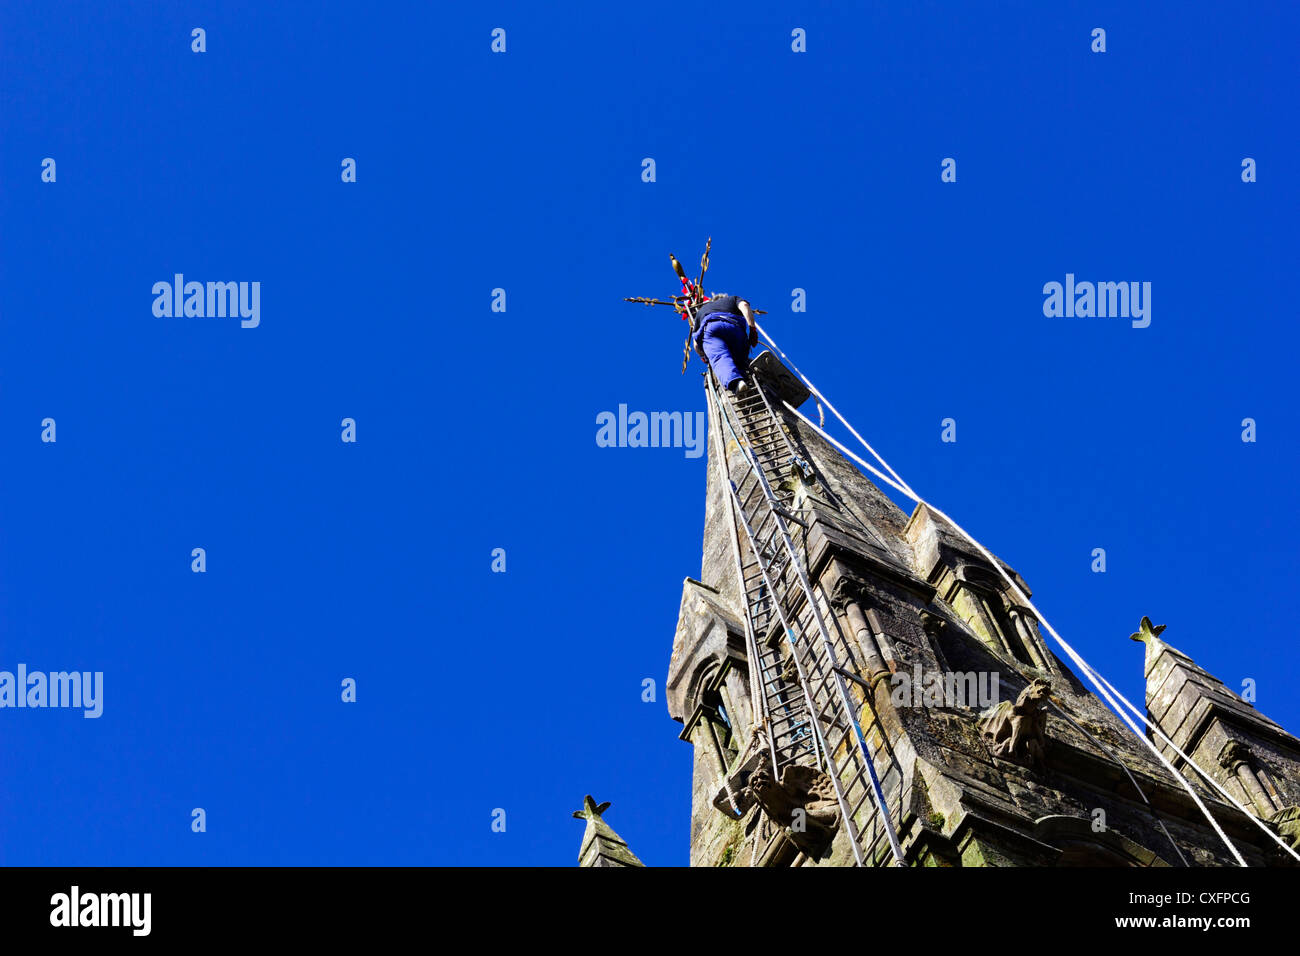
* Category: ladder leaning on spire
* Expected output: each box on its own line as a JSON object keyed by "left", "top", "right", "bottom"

{"left": 706, "top": 358, "right": 907, "bottom": 867}
{"left": 635, "top": 241, "right": 1300, "bottom": 869}
{"left": 624, "top": 238, "right": 905, "bottom": 866}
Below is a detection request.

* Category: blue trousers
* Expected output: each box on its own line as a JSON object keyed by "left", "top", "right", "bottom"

{"left": 696, "top": 314, "right": 750, "bottom": 389}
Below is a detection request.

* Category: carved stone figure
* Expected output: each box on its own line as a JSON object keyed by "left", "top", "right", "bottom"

{"left": 1269, "top": 805, "right": 1300, "bottom": 851}
{"left": 746, "top": 756, "right": 840, "bottom": 849}
{"left": 982, "top": 678, "right": 1052, "bottom": 770}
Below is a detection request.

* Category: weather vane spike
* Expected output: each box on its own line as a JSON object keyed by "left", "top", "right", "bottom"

{"left": 697, "top": 236, "right": 711, "bottom": 289}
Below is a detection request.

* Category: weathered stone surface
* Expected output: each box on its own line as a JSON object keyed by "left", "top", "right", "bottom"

{"left": 657, "top": 355, "right": 1300, "bottom": 867}
{"left": 981, "top": 679, "right": 1052, "bottom": 770}
{"left": 749, "top": 349, "right": 811, "bottom": 408}
{"left": 745, "top": 756, "right": 840, "bottom": 853}
{"left": 574, "top": 796, "right": 645, "bottom": 868}
{"left": 666, "top": 578, "right": 747, "bottom": 725}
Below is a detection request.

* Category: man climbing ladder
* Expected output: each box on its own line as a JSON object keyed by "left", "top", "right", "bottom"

{"left": 693, "top": 292, "right": 759, "bottom": 394}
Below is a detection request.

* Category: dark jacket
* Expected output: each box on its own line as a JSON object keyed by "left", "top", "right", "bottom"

{"left": 695, "top": 295, "right": 745, "bottom": 326}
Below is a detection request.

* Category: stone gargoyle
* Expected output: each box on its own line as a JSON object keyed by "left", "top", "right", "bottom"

{"left": 1269, "top": 805, "right": 1300, "bottom": 852}
{"left": 746, "top": 756, "right": 840, "bottom": 850}
{"left": 981, "top": 678, "right": 1052, "bottom": 771}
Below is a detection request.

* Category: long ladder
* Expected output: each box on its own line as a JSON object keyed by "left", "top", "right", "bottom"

{"left": 707, "top": 366, "right": 907, "bottom": 867}
{"left": 708, "top": 384, "right": 821, "bottom": 782}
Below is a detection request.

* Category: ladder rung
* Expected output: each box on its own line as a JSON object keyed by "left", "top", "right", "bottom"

{"left": 769, "top": 711, "right": 807, "bottom": 728}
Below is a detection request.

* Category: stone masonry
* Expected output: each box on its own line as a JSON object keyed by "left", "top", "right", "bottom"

{"left": 655, "top": 355, "right": 1300, "bottom": 868}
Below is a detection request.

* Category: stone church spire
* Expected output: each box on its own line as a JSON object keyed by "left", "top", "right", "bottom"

{"left": 664, "top": 351, "right": 1300, "bottom": 866}
{"left": 1133, "top": 617, "right": 1300, "bottom": 846}
{"left": 573, "top": 796, "right": 645, "bottom": 868}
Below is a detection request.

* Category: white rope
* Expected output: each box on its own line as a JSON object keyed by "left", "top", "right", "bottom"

{"left": 714, "top": 372, "right": 905, "bottom": 864}
{"left": 756, "top": 327, "right": 917, "bottom": 499}
{"left": 755, "top": 322, "right": 1300, "bottom": 866}
{"left": 780, "top": 389, "right": 1259, "bottom": 866}
{"left": 1089, "top": 664, "right": 1300, "bottom": 860}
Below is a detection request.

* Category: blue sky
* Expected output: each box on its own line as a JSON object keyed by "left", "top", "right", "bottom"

{"left": 1, "top": 2, "right": 1296, "bottom": 865}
